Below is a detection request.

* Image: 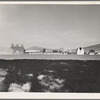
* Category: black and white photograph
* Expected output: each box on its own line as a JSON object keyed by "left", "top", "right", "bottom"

{"left": 0, "top": 1, "right": 100, "bottom": 98}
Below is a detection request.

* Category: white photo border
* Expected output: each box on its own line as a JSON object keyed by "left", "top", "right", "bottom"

{"left": 0, "top": 1, "right": 100, "bottom": 99}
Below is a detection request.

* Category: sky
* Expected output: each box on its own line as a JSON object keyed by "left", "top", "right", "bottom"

{"left": 0, "top": 4, "right": 100, "bottom": 49}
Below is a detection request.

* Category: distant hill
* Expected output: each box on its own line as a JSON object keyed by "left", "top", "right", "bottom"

{"left": 26, "top": 46, "right": 52, "bottom": 51}
{"left": 26, "top": 46, "right": 44, "bottom": 50}
{"left": 84, "top": 44, "right": 100, "bottom": 52}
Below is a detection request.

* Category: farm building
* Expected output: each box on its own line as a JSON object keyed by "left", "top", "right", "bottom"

{"left": 25, "top": 50, "right": 41, "bottom": 54}
{"left": 11, "top": 44, "right": 25, "bottom": 55}
{"left": 0, "top": 47, "right": 13, "bottom": 55}
{"left": 67, "top": 49, "right": 77, "bottom": 54}
{"left": 88, "top": 49, "right": 95, "bottom": 55}
{"left": 45, "top": 49, "right": 53, "bottom": 53}
{"left": 25, "top": 46, "right": 44, "bottom": 54}
{"left": 53, "top": 48, "right": 64, "bottom": 53}
{"left": 44, "top": 48, "right": 64, "bottom": 54}
{"left": 25, "top": 46, "right": 54, "bottom": 54}
{"left": 77, "top": 47, "right": 84, "bottom": 55}
{"left": 95, "top": 51, "right": 100, "bottom": 55}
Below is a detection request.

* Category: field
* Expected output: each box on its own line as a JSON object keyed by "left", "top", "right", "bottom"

{"left": 0, "top": 59, "right": 100, "bottom": 92}
{"left": 0, "top": 54, "right": 100, "bottom": 60}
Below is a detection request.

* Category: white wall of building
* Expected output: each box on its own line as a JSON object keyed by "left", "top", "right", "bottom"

{"left": 25, "top": 50, "right": 42, "bottom": 54}
{"left": 77, "top": 48, "right": 84, "bottom": 55}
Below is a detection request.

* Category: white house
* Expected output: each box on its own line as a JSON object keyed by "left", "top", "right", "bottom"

{"left": 77, "top": 47, "right": 84, "bottom": 55}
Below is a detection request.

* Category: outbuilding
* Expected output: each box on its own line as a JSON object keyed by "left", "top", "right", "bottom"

{"left": 77, "top": 47, "right": 84, "bottom": 55}
{"left": 88, "top": 49, "right": 95, "bottom": 55}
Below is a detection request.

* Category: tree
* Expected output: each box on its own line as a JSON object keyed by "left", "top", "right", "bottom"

{"left": 43, "top": 48, "right": 46, "bottom": 53}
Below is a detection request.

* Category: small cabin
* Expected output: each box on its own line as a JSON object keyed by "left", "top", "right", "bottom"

{"left": 88, "top": 49, "right": 95, "bottom": 55}
{"left": 77, "top": 47, "right": 84, "bottom": 55}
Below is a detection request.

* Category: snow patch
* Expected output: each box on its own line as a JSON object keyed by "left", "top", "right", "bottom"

{"left": 8, "top": 82, "right": 31, "bottom": 92}
{"left": 22, "top": 82, "right": 31, "bottom": 92}
{"left": 8, "top": 83, "right": 24, "bottom": 92}
{"left": 0, "top": 77, "right": 5, "bottom": 82}
{"left": 37, "top": 74, "right": 46, "bottom": 80}
{"left": 0, "top": 68, "right": 8, "bottom": 76}
{"left": 26, "top": 74, "right": 33, "bottom": 77}
{"left": 38, "top": 74, "right": 65, "bottom": 92}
